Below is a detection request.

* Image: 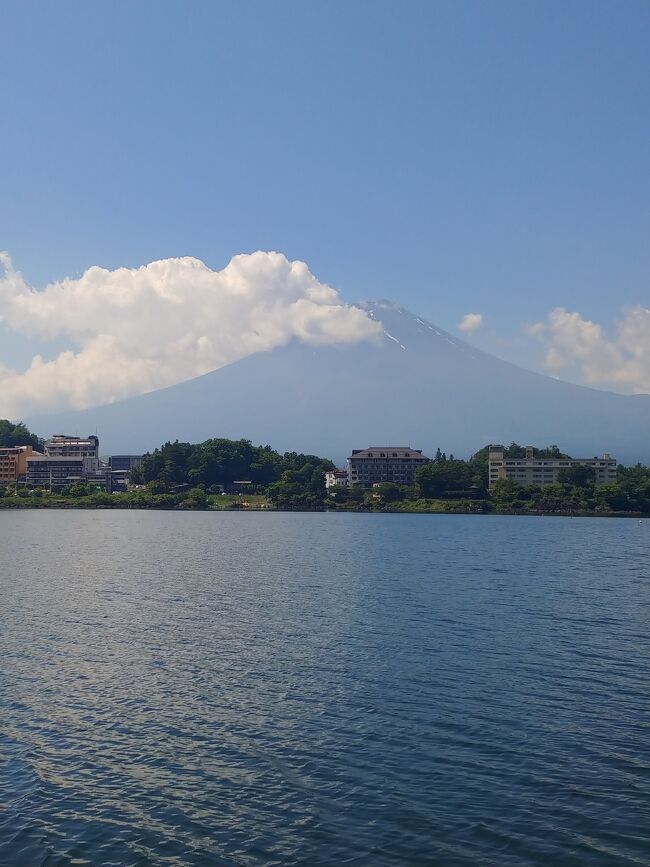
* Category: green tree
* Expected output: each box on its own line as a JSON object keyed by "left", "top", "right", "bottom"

{"left": 490, "top": 478, "right": 525, "bottom": 504}
{"left": 267, "top": 457, "right": 333, "bottom": 510}
{"left": 0, "top": 420, "right": 43, "bottom": 451}
{"left": 416, "top": 460, "right": 473, "bottom": 498}
{"left": 61, "top": 482, "right": 94, "bottom": 498}
{"left": 129, "top": 464, "right": 144, "bottom": 484}
{"left": 557, "top": 464, "right": 595, "bottom": 487}
{"left": 179, "top": 487, "right": 208, "bottom": 509}
{"left": 375, "top": 482, "right": 402, "bottom": 502}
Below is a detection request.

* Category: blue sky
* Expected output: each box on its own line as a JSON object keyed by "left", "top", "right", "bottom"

{"left": 1, "top": 0, "right": 649, "bottom": 411}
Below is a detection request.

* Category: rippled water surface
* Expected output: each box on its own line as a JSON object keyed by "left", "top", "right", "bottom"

{"left": 1, "top": 511, "right": 648, "bottom": 866}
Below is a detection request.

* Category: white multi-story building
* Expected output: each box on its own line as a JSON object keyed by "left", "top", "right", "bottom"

{"left": 324, "top": 469, "right": 349, "bottom": 489}
{"left": 488, "top": 445, "right": 617, "bottom": 489}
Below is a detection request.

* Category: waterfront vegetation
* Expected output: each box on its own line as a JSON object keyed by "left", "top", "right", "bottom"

{"left": 1, "top": 424, "right": 649, "bottom": 515}
{"left": 0, "top": 486, "right": 272, "bottom": 511}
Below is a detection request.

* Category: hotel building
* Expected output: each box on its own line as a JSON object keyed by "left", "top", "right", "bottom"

{"left": 0, "top": 445, "right": 38, "bottom": 485}
{"left": 348, "top": 446, "right": 429, "bottom": 488}
{"left": 44, "top": 434, "right": 99, "bottom": 460}
{"left": 26, "top": 434, "right": 101, "bottom": 490}
{"left": 488, "top": 445, "right": 617, "bottom": 489}
{"left": 25, "top": 457, "right": 87, "bottom": 490}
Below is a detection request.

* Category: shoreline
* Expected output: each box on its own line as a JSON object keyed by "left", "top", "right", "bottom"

{"left": 0, "top": 502, "right": 647, "bottom": 519}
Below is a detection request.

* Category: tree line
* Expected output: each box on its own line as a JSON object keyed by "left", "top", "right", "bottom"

{"left": 1, "top": 421, "right": 649, "bottom": 514}
{"left": 130, "top": 437, "right": 334, "bottom": 510}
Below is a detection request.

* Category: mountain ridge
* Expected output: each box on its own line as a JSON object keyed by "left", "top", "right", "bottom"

{"left": 26, "top": 301, "right": 650, "bottom": 464}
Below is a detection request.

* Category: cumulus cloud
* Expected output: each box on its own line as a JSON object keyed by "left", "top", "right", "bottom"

{"left": 458, "top": 312, "right": 483, "bottom": 333}
{"left": 524, "top": 321, "right": 545, "bottom": 337}
{"left": 0, "top": 251, "right": 381, "bottom": 418}
{"left": 530, "top": 305, "right": 650, "bottom": 394}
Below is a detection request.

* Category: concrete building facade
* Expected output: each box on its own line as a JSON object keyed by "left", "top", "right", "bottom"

{"left": 488, "top": 445, "right": 617, "bottom": 488}
{"left": 324, "top": 469, "right": 349, "bottom": 489}
{"left": 108, "top": 455, "right": 144, "bottom": 472}
{"left": 45, "top": 434, "right": 100, "bottom": 476}
{"left": 45, "top": 434, "right": 99, "bottom": 459}
{"left": 0, "top": 445, "right": 38, "bottom": 484}
{"left": 25, "top": 434, "right": 104, "bottom": 490}
{"left": 348, "top": 446, "right": 429, "bottom": 488}
{"left": 25, "top": 456, "right": 86, "bottom": 490}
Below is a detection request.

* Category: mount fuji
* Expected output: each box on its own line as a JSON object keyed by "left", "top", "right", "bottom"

{"left": 26, "top": 302, "right": 650, "bottom": 464}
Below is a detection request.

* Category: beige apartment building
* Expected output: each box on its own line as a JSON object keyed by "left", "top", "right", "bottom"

{"left": 0, "top": 445, "right": 38, "bottom": 484}
{"left": 488, "top": 445, "right": 617, "bottom": 489}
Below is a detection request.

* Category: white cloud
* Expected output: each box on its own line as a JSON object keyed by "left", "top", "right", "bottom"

{"left": 525, "top": 321, "right": 545, "bottom": 337}
{"left": 458, "top": 312, "right": 483, "bottom": 333}
{"left": 533, "top": 305, "right": 650, "bottom": 394}
{"left": 544, "top": 345, "right": 565, "bottom": 369}
{"left": 0, "top": 251, "right": 381, "bottom": 417}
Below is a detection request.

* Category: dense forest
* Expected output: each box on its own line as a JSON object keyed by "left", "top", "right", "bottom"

{"left": 130, "top": 438, "right": 334, "bottom": 510}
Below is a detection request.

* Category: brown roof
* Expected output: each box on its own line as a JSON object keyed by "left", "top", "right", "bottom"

{"left": 348, "top": 447, "right": 428, "bottom": 460}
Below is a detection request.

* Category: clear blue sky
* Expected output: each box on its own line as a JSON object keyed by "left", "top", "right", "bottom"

{"left": 1, "top": 0, "right": 649, "bottom": 381}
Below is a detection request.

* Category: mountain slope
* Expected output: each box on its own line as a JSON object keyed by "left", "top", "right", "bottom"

{"left": 27, "top": 301, "right": 650, "bottom": 464}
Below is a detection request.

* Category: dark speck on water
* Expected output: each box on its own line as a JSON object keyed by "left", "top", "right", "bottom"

{"left": 1, "top": 511, "right": 648, "bottom": 866}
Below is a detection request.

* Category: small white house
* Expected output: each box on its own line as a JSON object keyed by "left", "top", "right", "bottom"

{"left": 324, "top": 469, "right": 349, "bottom": 489}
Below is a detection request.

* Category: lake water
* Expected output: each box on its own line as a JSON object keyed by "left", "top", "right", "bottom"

{"left": 0, "top": 511, "right": 648, "bottom": 866}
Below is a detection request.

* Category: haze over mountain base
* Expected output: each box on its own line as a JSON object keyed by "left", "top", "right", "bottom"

{"left": 26, "top": 303, "right": 650, "bottom": 465}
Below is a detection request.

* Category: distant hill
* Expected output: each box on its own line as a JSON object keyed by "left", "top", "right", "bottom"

{"left": 27, "top": 301, "right": 650, "bottom": 464}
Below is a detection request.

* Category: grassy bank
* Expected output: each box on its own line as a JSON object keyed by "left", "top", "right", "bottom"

{"left": 2, "top": 494, "right": 645, "bottom": 518}
{"left": 0, "top": 492, "right": 273, "bottom": 511}
{"left": 331, "top": 498, "right": 647, "bottom": 518}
